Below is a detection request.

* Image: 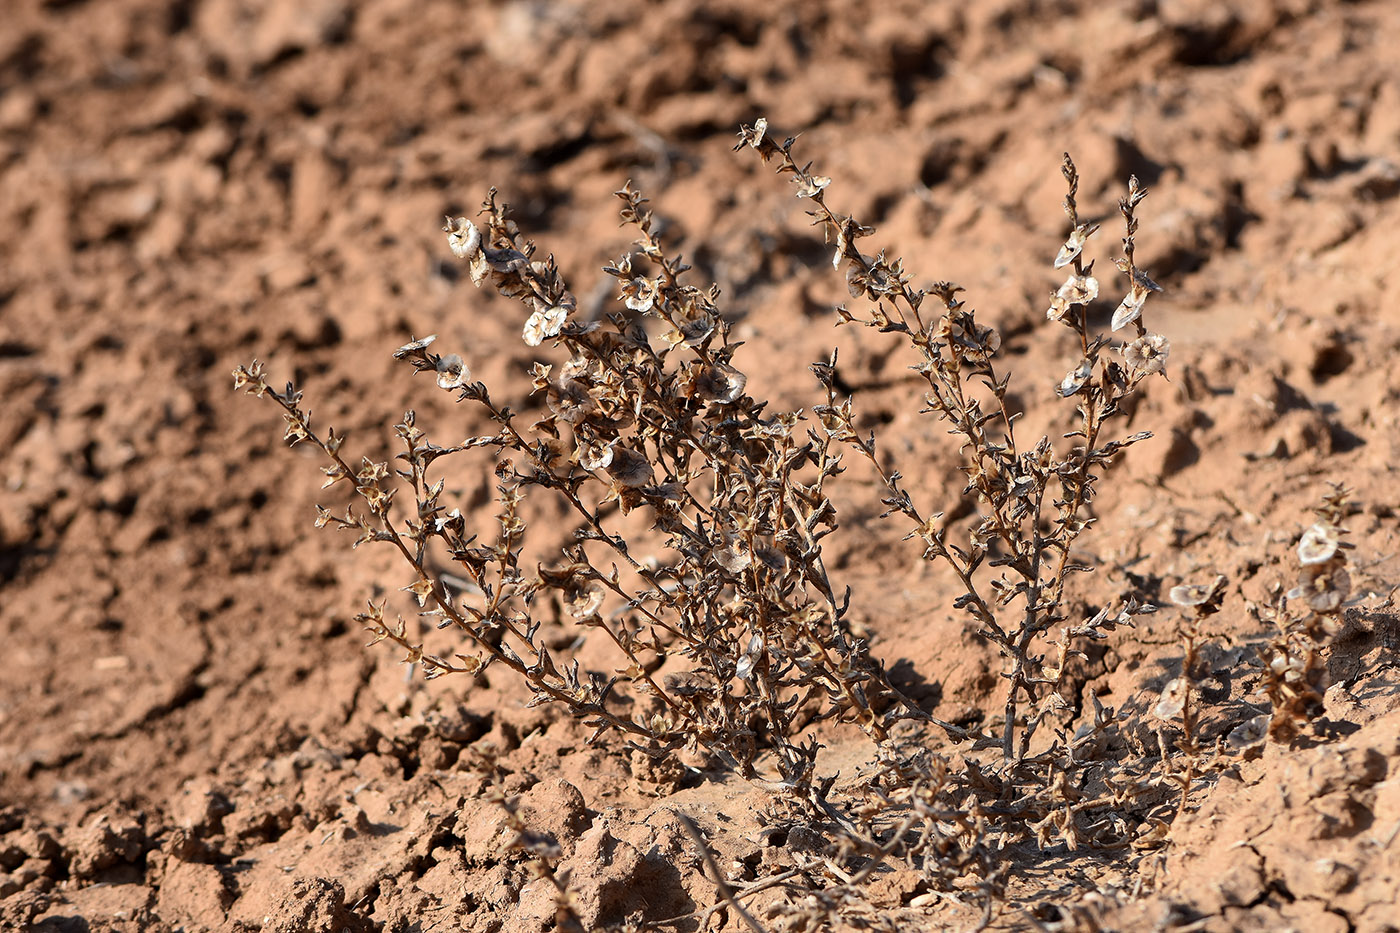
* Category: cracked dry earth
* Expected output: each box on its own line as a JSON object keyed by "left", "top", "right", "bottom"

{"left": 2, "top": 0, "right": 1400, "bottom": 931}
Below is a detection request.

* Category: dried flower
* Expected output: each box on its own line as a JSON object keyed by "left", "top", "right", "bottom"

{"left": 1132, "top": 268, "right": 1163, "bottom": 292}
{"left": 529, "top": 361, "right": 553, "bottom": 393}
{"left": 662, "top": 671, "right": 714, "bottom": 699}
{"left": 846, "top": 265, "right": 871, "bottom": 299}
{"left": 434, "top": 508, "right": 464, "bottom": 535}
{"left": 622, "top": 277, "right": 657, "bottom": 313}
{"left": 559, "top": 355, "right": 596, "bottom": 383}
{"left": 527, "top": 435, "right": 571, "bottom": 476}
{"left": 967, "top": 323, "right": 1001, "bottom": 355}
{"left": 754, "top": 545, "right": 787, "bottom": 573}
{"left": 1058, "top": 358, "right": 1093, "bottom": 397}
{"left": 735, "top": 631, "right": 764, "bottom": 682}
{"left": 1169, "top": 574, "right": 1226, "bottom": 609}
{"left": 1045, "top": 270, "right": 1097, "bottom": 319}
{"left": 606, "top": 446, "right": 653, "bottom": 487}
{"left": 394, "top": 334, "right": 437, "bottom": 357}
{"left": 563, "top": 579, "right": 605, "bottom": 621}
{"left": 1111, "top": 282, "right": 1150, "bottom": 331}
{"left": 1053, "top": 223, "right": 1097, "bottom": 269}
{"left": 1122, "top": 333, "right": 1170, "bottom": 375}
{"left": 1153, "top": 678, "right": 1186, "bottom": 720}
{"left": 1057, "top": 272, "right": 1099, "bottom": 306}
{"left": 796, "top": 174, "right": 831, "bottom": 199}
{"left": 523, "top": 305, "right": 567, "bottom": 347}
{"left": 676, "top": 308, "right": 716, "bottom": 345}
{"left": 641, "top": 482, "right": 684, "bottom": 511}
{"left": 831, "top": 216, "right": 873, "bottom": 270}
{"left": 1288, "top": 560, "right": 1351, "bottom": 613}
{"left": 282, "top": 413, "right": 309, "bottom": 444}
{"left": 435, "top": 353, "right": 469, "bottom": 390}
{"left": 739, "top": 116, "right": 767, "bottom": 150}
{"left": 402, "top": 575, "right": 435, "bottom": 607}
{"left": 712, "top": 541, "right": 752, "bottom": 574}
{"left": 547, "top": 379, "right": 597, "bottom": 424}
{"left": 1226, "top": 713, "right": 1270, "bottom": 750}
{"left": 1111, "top": 269, "right": 1162, "bottom": 331}
{"left": 577, "top": 438, "right": 615, "bottom": 472}
{"left": 1297, "top": 523, "right": 1341, "bottom": 566}
{"left": 1168, "top": 584, "right": 1207, "bottom": 606}
{"left": 559, "top": 319, "right": 599, "bottom": 338}
{"left": 443, "top": 216, "right": 481, "bottom": 260}
{"left": 694, "top": 362, "right": 747, "bottom": 405}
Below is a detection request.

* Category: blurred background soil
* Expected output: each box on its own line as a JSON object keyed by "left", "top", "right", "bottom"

{"left": 1, "top": 0, "right": 1398, "bottom": 930}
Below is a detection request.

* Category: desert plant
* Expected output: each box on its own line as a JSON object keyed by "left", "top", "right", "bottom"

{"left": 235, "top": 118, "right": 1186, "bottom": 912}
{"left": 729, "top": 121, "right": 1185, "bottom": 890}
{"left": 236, "top": 183, "right": 921, "bottom": 794}
{"left": 1252, "top": 484, "right": 1355, "bottom": 742}
{"left": 736, "top": 120, "right": 1168, "bottom": 767}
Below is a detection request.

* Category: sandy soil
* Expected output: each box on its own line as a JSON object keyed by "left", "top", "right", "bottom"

{"left": 2, "top": 0, "right": 1399, "bottom": 930}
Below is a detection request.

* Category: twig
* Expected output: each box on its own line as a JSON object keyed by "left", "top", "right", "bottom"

{"left": 677, "top": 813, "right": 772, "bottom": 933}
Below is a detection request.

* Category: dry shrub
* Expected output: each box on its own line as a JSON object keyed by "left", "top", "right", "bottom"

{"left": 234, "top": 120, "right": 1358, "bottom": 925}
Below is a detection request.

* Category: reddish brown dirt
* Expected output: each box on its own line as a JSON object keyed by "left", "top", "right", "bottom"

{"left": 3, "top": 0, "right": 1399, "bottom": 930}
